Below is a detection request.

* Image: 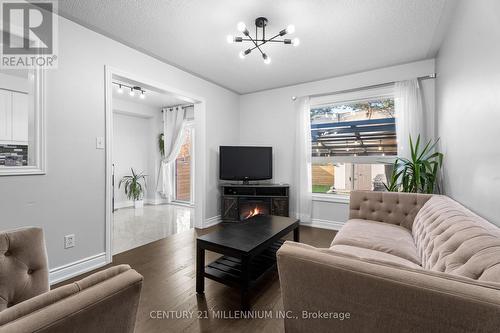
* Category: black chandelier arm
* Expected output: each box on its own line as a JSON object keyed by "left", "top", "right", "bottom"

{"left": 246, "top": 43, "right": 262, "bottom": 53}
{"left": 240, "top": 38, "right": 289, "bottom": 43}
{"left": 238, "top": 32, "right": 284, "bottom": 46}
{"left": 261, "top": 32, "right": 283, "bottom": 45}
{"left": 246, "top": 34, "right": 265, "bottom": 56}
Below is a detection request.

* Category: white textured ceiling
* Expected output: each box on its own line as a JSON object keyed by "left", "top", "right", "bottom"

{"left": 58, "top": 0, "right": 449, "bottom": 94}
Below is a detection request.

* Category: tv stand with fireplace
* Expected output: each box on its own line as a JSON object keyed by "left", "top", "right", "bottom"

{"left": 220, "top": 184, "right": 289, "bottom": 222}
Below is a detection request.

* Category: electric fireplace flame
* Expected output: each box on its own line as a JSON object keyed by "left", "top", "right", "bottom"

{"left": 245, "top": 206, "right": 263, "bottom": 219}
{"left": 239, "top": 200, "right": 270, "bottom": 221}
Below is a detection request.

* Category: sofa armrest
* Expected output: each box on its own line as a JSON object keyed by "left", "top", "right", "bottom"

{"left": 0, "top": 265, "right": 143, "bottom": 333}
{"left": 277, "top": 241, "right": 500, "bottom": 333}
{"left": 349, "top": 190, "right": 432, "bottom": 229}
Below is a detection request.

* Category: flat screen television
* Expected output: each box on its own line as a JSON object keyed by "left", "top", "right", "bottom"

{"left": 219, "top": 146, "right": 272, "bottom": 182}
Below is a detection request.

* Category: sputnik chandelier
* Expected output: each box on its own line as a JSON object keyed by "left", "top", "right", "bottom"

{"left": 227, "top": 17, "right": 299, "bottom": 64}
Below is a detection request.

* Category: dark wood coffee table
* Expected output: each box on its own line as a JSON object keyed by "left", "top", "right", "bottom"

{"left": 196, "top": 215, "right": 299, "bottom": 310}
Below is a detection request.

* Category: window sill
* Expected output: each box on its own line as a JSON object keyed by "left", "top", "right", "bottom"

{"left": 312, "top": 193, "right": 350, "bottom": 204}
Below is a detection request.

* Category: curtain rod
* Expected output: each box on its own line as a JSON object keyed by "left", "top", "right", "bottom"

{"left": 296, "top": 73, "right": 436, "bottom": 100}
{"left": 161, "top": 103, "right": 194, "bottom": 111}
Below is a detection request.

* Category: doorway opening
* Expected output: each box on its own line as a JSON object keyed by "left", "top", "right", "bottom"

{"left": 106, "top": 69, "right": 203, "bottom": 257}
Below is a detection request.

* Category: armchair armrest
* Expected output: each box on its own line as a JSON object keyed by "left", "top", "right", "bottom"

{"left": 0, "top": 265, "right": 143, "bottom": 333}
{"left": 349, "top": 190, "right": 432, "bottom": 229}
{"left": 277, "top": 241, "right": 500, "bottom": 333}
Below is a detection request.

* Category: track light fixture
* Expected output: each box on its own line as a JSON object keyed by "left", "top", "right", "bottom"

{"left": 227, "top": 17, "right": 299, "bottom": 64}
{"left": 113, "top": 82, "right": 146, "bottom": 99}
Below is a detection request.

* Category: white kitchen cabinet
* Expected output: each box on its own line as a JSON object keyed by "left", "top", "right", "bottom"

{"left": 0, "top": 90, "right": 29, "bottom": 143}
{"left": 0, "top": 90, "right": 12, "bottom": 141}
{"left": 12, "top": 92, "right": 28, "bottom": 142}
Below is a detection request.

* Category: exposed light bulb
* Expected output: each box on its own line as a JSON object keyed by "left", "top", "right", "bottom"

{"left": 226, "top": 35, "right": 234, "bottom": 44}
{"left": 239, "top": 51, "right": 246, "bottom": 59}
{"left": 286, "top": 24, "right": 295, "bottom": 34}
{"left": 117, "top": 84, "right": 123, "bottom": 94}
{"left": 378, "top": 146, "right": 382, "bottom": 151}
{"left": 292, "top": 38, "right": 300, "bottom": 47}
{"left": 140, "top": 91, "right": 145, "bottom": 99}
{"left": 237, "top": 22, "right": 246, "bottom": 32}
{"left": 129, "top": 88, "right": 135, "bottom": 96}
{"left": 263, "top": 53, "right": 271, "bottom": 64}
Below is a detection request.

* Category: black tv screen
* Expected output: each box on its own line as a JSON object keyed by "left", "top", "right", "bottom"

{"left": 219, "top": 146, "right": 273, "bottom": 181}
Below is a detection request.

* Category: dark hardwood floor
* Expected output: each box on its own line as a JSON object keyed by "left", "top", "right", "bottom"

{"left": 55, "top": 225, "right": 336, "bottom": 333}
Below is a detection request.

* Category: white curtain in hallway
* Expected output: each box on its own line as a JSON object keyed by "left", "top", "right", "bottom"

{"left": 158, "top": 107, "right": 187, "bottom": 202}
{"left": 395, "top": 79, "right": 425, "bottom": 159}
{"left": 294, "top": 96, "right": 312, "bottom": 223}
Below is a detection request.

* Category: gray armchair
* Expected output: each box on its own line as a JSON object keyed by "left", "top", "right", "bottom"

{"left": 0, "top": 227, "right": 143, "bottom": 333}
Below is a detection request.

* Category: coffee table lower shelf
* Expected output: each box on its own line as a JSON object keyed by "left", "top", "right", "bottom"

{"left": 204, "top": 239, "right": 285, "bottom": 288}
{"left": 196, "top": 215, "right": 300, "bottom": 310}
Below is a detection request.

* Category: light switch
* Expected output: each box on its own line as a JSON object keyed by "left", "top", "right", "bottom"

{"left": 96, "top": 137, "right": 105, "bottom": 149}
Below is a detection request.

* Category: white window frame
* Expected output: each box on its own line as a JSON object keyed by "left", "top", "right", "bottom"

{"left": 310, "top": 86, "right": 397, "bottom": 203}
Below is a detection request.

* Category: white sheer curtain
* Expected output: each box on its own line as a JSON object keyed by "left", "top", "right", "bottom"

{"left": 395, "top": 79, "right": 425, "bottom": 159}
{"left": 158, "top": 107, "right": 187, "bottom": 202}
{"left": 294, "top": 96, "right": 312, "bottom": 223}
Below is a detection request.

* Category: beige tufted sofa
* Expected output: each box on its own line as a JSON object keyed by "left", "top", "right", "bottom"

{"left": 0, "top": 227, "right": 143, "bottom": 333}
{"left": 277, "top": 191, "right": 500, "bottom": 332}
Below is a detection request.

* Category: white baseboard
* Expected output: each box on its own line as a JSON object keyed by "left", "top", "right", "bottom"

{"left": 204, "top": 215, "right": 221, "bottom": 228}
{"left": 146, "top": 198, "right": 168, "bottom": 205}
{"left": 49, "top": 252, "right": 107, "bottom": 285}
{"left": 301, "top": 219, "right": 345, "bottom": 231}
{"left": 114, "top": 198, "right": 167, "bottom": 209}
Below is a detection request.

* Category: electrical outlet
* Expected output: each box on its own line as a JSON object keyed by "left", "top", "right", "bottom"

{"left": 64, "top": 234, "right": 75, "bottom": 249}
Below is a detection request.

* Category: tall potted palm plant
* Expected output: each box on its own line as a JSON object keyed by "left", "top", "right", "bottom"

{"left": 384, "top": 135, "right": 444, "bottom": 194}
{"left": 119, "top": 168, "right": 147, "bottom": 208}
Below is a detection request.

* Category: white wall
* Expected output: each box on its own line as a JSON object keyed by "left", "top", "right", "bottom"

{"left": 239, "top": 60, "right": 436, "bottom": 228}
{"left": 0, "top": 15, "right": 239, "bottom": 271}
{"left": 436, "top": 0, "right": 500, "bottom": 225}
{"left": 112, "top": 98, "right": 162, "bottom": 206}
{"left": 113, "top": 113, "right": 150, "bottom": 204}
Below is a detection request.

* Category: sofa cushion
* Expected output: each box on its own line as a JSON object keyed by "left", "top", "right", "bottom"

{"left": 349, "top": 191, "right": 432, "bottom": 229}
{"left": 329, "top": 245, "right": 422, "bottom": 269}
{"left": 413, "top": 196, "right": 500, "bottom": 283}
{"left": 332, "top": 219, "right": 421, "bottom": 264}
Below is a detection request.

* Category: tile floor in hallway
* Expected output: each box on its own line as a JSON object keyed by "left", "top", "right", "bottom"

{"left": 113, "top": 204, "right": 193, "bottom": 254}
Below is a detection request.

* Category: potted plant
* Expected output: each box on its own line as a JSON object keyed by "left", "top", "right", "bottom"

{"left": 384, "top": 135, "right": 444, "bottom": 194}
{"left": 158, "top": 133, "right": 165, "bottom": 157}
{"left": 119, "top": 168, "right": 147, "bottom": 208}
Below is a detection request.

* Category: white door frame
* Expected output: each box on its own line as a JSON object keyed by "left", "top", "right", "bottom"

{"left": 104, "top": 66, "right": 207, "bottom": 263}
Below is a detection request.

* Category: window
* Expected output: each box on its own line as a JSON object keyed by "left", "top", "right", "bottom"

{"left": 310, "top": 87, "right": 396, "bottom": 195}
{"left": 174, "top": 124, "right": 193, "bottom": 203}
